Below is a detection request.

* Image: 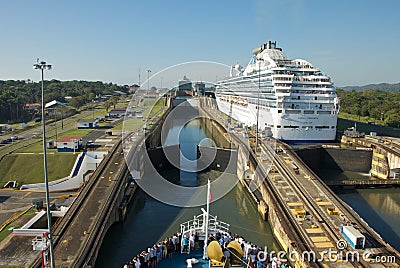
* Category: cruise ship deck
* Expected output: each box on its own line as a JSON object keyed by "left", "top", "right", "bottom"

{"left": 155, "top": 247, "right": 209, "bottom": 268}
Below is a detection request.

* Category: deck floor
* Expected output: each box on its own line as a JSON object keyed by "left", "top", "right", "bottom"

{"left": 155, "top": 248, "right": 209, "bottom": 268}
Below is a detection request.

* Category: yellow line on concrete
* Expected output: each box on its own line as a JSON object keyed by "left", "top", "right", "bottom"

{"left": 310, "top": 236, "right": 330, "bottom": 243}
{"left": 287, "top": 202, "right": 303, "bottom": 207}
{"left": 316, "top": 201, "right": 332, "bottom": 206}
{"left": 306, "top": 228, "right": 323, "bottom": 234}
{"left": 314, "top": 242, "right": 334, "bottom": 248}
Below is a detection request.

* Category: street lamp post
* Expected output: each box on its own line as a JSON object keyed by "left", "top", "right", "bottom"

{"left": 147, "top": 69, "right": 151, "bottom": 107}
{"left": 147, "top": 69, "right": 151, "bottom": 91}
{"left": 33, "top": 59, "right": 55, "bottom": 268}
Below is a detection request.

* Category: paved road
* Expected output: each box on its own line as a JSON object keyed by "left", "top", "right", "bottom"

{"left": 0, "top": 110, "right": 95, "bottom": 160}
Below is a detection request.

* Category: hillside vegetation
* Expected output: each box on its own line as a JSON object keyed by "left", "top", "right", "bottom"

{"left": 337, "top": 89, "right": 400, "bottom": 127}
{"left": 0, "top": 80, "right": 128, "bottom": 123}
{"left": 342, "top": 83, "right": 400, "bottom": 93}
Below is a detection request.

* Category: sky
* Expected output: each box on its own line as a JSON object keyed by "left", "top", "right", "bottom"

{"left": 0, "top": 0, "right": 399, "bottom": 87}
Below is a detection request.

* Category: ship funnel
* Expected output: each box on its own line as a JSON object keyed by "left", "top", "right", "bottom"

{"left": 252, "top": 46, "right": 262, "bottom": 55}
{"left": 253, "top": 40, "right": 278, "bottom": 55}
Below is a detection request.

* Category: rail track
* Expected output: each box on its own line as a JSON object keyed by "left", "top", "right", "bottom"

{"left": 200, "top": 103, "right": 399, "bottom": 267}
{"left": 262, "top": 141, "right": 363, "bottom": 267}
{"left": 279, "top": 142, "right": 400, "bottom": 266}
{"left": 199, "top": 106, "right": 321, "bottom": 267}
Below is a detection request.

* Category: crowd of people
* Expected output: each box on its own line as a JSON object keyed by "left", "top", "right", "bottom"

{"left": 123, "top": 231, "right": 291, "bottom": 268}
{"left": 123, "top": 232, "right": 192, "bottom": 268}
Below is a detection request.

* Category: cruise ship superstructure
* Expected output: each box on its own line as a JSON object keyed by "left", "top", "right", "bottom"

{"left": 215, "top": 41, "right": 339, "bottom": 142}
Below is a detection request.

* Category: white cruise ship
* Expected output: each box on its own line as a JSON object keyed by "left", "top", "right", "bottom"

{"left": 215, "top": 40, "right": 340, "bottom": 142}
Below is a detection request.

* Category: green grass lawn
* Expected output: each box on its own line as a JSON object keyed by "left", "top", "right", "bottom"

{"left": 14, "top": 141, "right": 45, "bottom": 153}
{"left": 338, "top": 112, "right": 384, "bottom": 125}
{"left": 81, "top": 108, "right": 108, "bottom": 120}
{"left": 0, "top": 153, "right": 77, "bottom": 185}
{"left": 57, "top": 128, "right": 93, "bottom": 139}
{"left": 149, "top": 98, "right": 166, "bottom": 118}
{"left": 0, "top": 227, "right": 13, "bottom": 243}
{"left": 118, "top": 117, "right": 145, "bottom": 132}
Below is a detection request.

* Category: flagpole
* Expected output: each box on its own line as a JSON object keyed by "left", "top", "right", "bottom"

{"left": 203, "top": 179, "right": 211, "bottom": 259}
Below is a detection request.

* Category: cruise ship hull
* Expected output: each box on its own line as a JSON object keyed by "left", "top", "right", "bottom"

{"left": 216, "top": 96, "right": 337, "bottom": 142}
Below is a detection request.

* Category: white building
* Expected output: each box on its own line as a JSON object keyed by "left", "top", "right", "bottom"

{"left": 77, "top": 119, "right": 99, "bottom": 129}
{"left": 56, "top": 136, "right": 82, "bottom": 152}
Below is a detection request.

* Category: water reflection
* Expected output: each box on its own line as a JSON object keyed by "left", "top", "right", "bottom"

{"left": 324, "top": 171, "right": 400, "bottom": 251}
{"left": 95, "top": 118, "right": 279, "bottom": 267}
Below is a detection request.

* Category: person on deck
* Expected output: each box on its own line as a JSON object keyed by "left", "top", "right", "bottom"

{"left": 182, "top": 235, "right": 189, "bottom": 253}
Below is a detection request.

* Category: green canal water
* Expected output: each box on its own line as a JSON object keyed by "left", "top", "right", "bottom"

{"left": 320, "top": 170, "right": 400, "bottom": 251}
{"left": 95, "top": 118, "right": 280, "bottom": 268}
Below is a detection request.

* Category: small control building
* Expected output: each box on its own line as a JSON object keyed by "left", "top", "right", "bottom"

{"left": 56, "top": 136, "right": 82, "bottom": 152}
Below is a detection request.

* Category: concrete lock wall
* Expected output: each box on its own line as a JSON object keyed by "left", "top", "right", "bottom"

{"left": 147, "top": 145, "right": 181, "bottom": 172}
{"left": 197, "top": 145, "right": 237, "bottom": 174}
{"left": 296, "top": 147, "right": 372, "bottom": 173}
{"left": 235, "top": 145, "right": 309, "bottom": 267}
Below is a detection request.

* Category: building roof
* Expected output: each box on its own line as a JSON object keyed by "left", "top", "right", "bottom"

{"left": 45, "top": 100, "right": 67, "bottom": 108}
{"left": 114, "top": 90, "right": 127, "bottom": 95}
{"left": 56, "top": 136, "right": 82, "bottom": 142}
{"left": 24, "top": 103, "right": 41, "bottom": 108}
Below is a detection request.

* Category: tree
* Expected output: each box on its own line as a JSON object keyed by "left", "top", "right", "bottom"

{"left": 109, "top": 96, "right": 118, "bottom": 109}
{"left": 68, "top": 96, "right": 85, "bottom": 109}
{"left": 384, "top": 109, "right": 400, "bottom": 127}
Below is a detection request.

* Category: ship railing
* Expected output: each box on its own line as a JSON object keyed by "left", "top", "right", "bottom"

{"left": 180, "top": 213, "right": 230, "bottom": 238}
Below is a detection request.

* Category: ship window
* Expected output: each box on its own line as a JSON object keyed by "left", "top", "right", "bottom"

{"left": 284, "top": 125, "right": 299, "bottom": 129}
{"left": 278, "top": 110, "right": 282, "bottom": 113}
{"left": 331, "top": 126, "right": 335, "bottom": 129}
{"left": 277, "top": 125, "right": 281, "bottom": 128}
{"left": 315, "top": 96, "right": 317, "bottom": 100}
{"left": 317, "top": 111, "right": 331, "bottom": 115}
{"left": 297, "top": 96, "right": 300, "bottom": 100}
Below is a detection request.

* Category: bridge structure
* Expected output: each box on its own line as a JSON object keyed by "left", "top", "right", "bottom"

{"left": 342, "top": 135, "right": 400, "bottom": 180}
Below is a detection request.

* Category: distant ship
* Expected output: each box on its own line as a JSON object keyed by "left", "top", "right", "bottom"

{"left": 215, "top": 41, "right": 339, "bottom": 142}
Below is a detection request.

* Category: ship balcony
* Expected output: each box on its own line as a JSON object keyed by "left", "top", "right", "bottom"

{"left": 274, "top": 85, "right": 292, "bottom": 90}
{"left": 291, "top": 84, "right": 333, "bottom": 90}
{"left": 292, "top": 80, "right": 331, "bottom": 85}
{"left": 284, "top": 98, "right": 336, "bottom": 104}
{"left": 282, "top": 104, "right": 335, "bottom": 112}
{"left": 299, "top": 92, "right": 336, "bottom": 97}
{"left": 272, "top": 73, "right": 294, "bottom": 78}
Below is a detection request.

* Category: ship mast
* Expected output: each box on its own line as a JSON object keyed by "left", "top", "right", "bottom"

{"left": 203, "top": 179, "right": 211, "bottom": 259}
